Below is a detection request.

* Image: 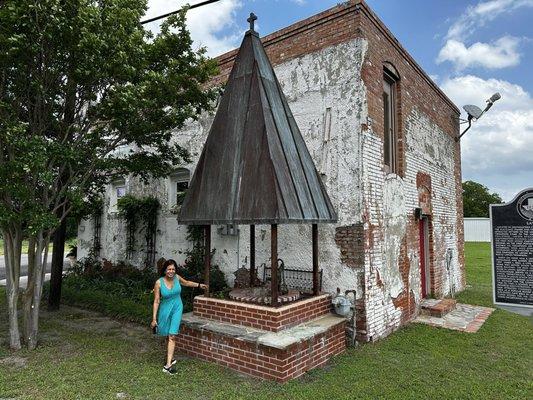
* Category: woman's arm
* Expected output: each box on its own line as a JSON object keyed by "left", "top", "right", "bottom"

{"left": 177, "top": 274, "right": 207, "bottom": 290}
{"left": 151, "top": 280, "right": 160, "bottom": 328}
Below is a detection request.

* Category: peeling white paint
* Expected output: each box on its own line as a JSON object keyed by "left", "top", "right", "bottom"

{"left": 408, "top": 248, "right": 421, "bottom": 304}
{"left": 361, "top": 105, "right": 461, "bottom": 340}
{"left": 381, "top": 175, "right": 406, "bottom": 299}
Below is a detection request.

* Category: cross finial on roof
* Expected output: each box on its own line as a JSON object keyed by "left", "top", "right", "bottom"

{"left": 247, "top": 12, "right": 257, "bottom": 31}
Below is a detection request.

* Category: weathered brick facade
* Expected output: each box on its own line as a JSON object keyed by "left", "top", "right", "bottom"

{"left": 357, "top": 3, "right": 463, "bottom": 339}
{"left": 79, "top": 0, "right": 465, "bottom": 364}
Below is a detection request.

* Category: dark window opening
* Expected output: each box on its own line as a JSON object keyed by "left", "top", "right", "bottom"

{"left": 176, "top": 181, "right": 188, "bottom": 205}
{"left": 383, "top": 68, "right": 399, "bottom": 174}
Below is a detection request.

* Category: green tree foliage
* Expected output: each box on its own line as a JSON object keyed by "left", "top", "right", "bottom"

{"left": 462, "top": 181, "right": 503, "bottom": 217}
{"left": 0, "top": 0, "right": 218, "bottom": 349}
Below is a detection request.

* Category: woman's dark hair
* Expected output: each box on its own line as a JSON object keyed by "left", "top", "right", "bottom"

{"left": 160, "top": 259, "right": 178, "bottom": 277}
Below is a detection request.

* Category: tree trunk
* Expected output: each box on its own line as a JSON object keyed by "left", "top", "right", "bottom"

{"left": 23, "top": 236, "right": 36, "bottom": 343}
{"left": 2, "top": 227, "right": 22, "bottom": 350}
{"left": 24, "top": 231, "right": 51, "bottom": 350}
{"left": 48, "top": 218, "right": 66, "bottom": 311}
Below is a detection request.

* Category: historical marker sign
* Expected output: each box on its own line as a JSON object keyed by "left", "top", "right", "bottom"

{"left": 490, "top": 188, "right": 533, "bottom": 308}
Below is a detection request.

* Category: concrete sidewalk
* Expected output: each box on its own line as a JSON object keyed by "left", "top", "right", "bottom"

{"left": 0, "top": 273, "right": 52, "bottom": 289}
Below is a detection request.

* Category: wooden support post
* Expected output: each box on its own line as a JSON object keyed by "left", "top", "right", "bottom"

{"left": 312, "top": 224, "right": 319, "bottom": 296}
{"left": 271, "top": 224, "right": 279, "bottom": 307}
{"left": 204, "top": 225, "right": 211, "bottom": 297}
{"left": 250, "top": 224, "right": 255, "bottom": 286}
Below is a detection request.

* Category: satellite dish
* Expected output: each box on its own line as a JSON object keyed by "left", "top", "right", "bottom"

{"left": 463, "top": 104, "right": 483, "bottom": 120}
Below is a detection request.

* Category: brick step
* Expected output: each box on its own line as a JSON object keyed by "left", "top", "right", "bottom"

{"left": 420, "top": 298, "right": 457, "bottom": 318}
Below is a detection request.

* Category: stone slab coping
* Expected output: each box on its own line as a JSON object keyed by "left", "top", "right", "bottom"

{"left": 180, "top": 311, "right": 346, "bottom": 351}
{"left": 194, "top": 293, "right": 331, "bottom": 314}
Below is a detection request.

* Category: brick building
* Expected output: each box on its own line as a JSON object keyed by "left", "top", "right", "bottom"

{"left": 78, "top": 0, "right": 464, "bottom": 348}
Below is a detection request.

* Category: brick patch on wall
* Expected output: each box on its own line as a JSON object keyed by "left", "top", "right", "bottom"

{"left": 334, "top": 223, "right": 365, "bottom": 268}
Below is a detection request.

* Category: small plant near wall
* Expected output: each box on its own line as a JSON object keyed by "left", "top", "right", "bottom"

{"left": 117, "top": 195, "right": 160, "bottom": 264}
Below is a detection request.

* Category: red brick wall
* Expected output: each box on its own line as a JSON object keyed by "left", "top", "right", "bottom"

{"left": 193, "top": 295, "right": 332, "bottom": 332}
{"left": 358, "top": 0, "right": 463, "bottom": 333}
{"left": 333, "top": 224, "right": 367, "bottom": 340}
{"left": 175, "top": 320, "right": 346, "bottom": 382}
{"left": 359, "top": 6, "right": 459, "bottom": 140}
{"left": 334, "top": 224, "right": 365, "bottom": 268}
{"left": 210, "top": 1, "right": 362, "bottom": 87}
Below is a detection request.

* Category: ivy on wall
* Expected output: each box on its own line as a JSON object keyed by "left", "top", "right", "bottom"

{"left": 91, "top": 199, "right": 103, "bottom": 257}
{"left": 117, "top": 195, "right": 160, "bottom": 265}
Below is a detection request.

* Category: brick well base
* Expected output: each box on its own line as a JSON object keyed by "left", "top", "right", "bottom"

{"left": 193, "top": 294, "right": 333, "bottom": 332}
{"left": 176, "top": 296, "right": 347, "bottom": 382}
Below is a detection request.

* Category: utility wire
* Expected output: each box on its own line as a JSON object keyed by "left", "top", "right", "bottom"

{"left": 140, "top": 0, "right": 222, "bottom": 25}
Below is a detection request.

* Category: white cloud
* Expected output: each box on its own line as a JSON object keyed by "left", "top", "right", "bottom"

{"left": 145, "top": 0, "right": 242, "bottom": 57}
{"left": 446, "top": 0, "right": 533, "bottom": 41}
{"left": 437, "top": 36, "right": 521, "bottom": 70}
{"left": 439, "top": 1, "right": 531, "bottom": 72}
{"left": 440, "top": 75, "right": 533, "bottom": 200}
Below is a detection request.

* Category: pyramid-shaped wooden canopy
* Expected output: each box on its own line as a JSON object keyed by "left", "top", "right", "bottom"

{"left": 178, "top": 16, "right": 337, "bottom": 226}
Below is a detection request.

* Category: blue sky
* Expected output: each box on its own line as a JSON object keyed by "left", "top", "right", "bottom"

{"left": 145, "top": 0, "right": 533, "bottom": 201}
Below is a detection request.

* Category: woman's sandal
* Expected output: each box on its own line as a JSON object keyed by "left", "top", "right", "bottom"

{"left": 163, "top": 364, "right": 177, "bottom": 375}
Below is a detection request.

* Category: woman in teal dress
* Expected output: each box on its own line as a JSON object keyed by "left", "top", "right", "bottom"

{"left": 151, "top": 259, "right": 207, "bottom": 374}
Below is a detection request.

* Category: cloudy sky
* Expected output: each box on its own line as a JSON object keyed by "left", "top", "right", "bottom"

{"left": 144, "top": 0, "right": 533, "bottom": 201}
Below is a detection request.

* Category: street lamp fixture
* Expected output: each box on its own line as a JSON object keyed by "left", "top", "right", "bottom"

{"left": 456, "top": 92, "right": 501, "bottom": 142}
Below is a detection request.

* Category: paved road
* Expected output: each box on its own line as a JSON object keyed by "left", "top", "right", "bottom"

{"left": 0, "top": 254, "right": 69, "bottom": 280}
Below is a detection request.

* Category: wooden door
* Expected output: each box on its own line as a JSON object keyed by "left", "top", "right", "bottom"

{"left": 419, "top": 217, "right": 430, "bottom": 298}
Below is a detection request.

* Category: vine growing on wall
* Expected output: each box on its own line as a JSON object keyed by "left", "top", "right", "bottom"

{"left": 142, "top": 196, "right": 160, "bottom": 267}
{"left": 117, "top": 195, "right": 160, "bottom": 264}
{"left": 91, "top": 199, "right": 103, "bottom": 257}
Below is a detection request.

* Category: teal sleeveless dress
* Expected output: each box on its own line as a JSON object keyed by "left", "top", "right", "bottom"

{"left": 157, "top": 276, "right": 183, "bottom": 336}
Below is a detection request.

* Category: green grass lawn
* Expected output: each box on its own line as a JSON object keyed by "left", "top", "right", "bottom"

{"left": 0, "top": 242, "right": 532, "bottom": 399}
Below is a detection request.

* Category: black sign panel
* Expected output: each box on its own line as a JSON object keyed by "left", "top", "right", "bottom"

{"left": 490, "top": 188, "right": 533, "bottom": 307}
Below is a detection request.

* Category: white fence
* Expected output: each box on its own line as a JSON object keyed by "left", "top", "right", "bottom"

{"left": 464, "top": 218, "right": 491, "bottom": 242}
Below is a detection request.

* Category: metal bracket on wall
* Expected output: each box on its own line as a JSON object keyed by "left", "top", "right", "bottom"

{"left": 218, "top": 224, "right": 239, "bottom": 236}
